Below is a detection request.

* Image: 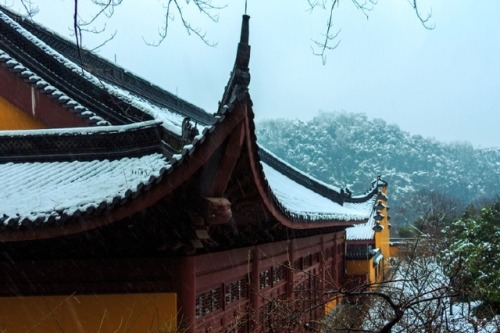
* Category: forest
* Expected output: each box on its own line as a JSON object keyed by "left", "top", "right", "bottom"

{"left": 256, "top": 112, "right": 500, "bottom": 230}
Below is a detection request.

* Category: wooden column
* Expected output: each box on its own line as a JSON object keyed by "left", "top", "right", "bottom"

{"left": 249, "top": 246, "right": 260, "bottom": 331}
{"left": 288, "top": 239, "right": 296, "bottom": 301}
{"left": 174, "top": 256, "right": 196, "bottom": 333}
{"left": 320, "top": 235, "right": 326, "bottom": 304}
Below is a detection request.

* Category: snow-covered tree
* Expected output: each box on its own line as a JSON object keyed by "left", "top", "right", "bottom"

{"left": 320, "top": 237, "right": 499, "bottom": 332}
{"left": 442, "top": 202, "right": 500, "bottom": 310}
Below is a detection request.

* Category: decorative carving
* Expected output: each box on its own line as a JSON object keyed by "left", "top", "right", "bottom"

{"left": 372, "top": 222, "right": 384, "bottom": 232}
{"left": 181, "top": 117, "right": 199, "bottom": 144}
{"left": 374, "top": 200, "right": 386, "bottom": 211}
{"left": 201, "top": 197, "right": 232, "bottom": 225}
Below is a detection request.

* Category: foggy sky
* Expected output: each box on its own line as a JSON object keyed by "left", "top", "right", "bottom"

{"left": 5, "top": 0, "right": 499, "bottom": 148}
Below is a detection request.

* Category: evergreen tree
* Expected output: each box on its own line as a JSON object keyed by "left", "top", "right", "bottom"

{"left": 442, "top": 202, "right": 500, "bottom": 311}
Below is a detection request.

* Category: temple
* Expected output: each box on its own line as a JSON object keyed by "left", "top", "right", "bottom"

{"left": 346, "top": 180, "right": 391, "bottom": 286}
{"left": 0, "top": 7, "right": 388, "bottom": 332}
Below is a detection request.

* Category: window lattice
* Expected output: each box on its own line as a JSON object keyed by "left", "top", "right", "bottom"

{"left": 313, "top": 252, "right": 320, "bottom": 264}
{"left": 273, "top": 265, "right": 286, "bottom": 284}
{"left": 225, "top": 278, "right": 248, "bottom": 305}
{"left": 259, "top": 268, "right": 272, "bottom": 289}
{"left": 195, "top": 287, "right": 222, "bottom": 318}
{"left": 303, "top": 255, "right": 312, "bottom": 269}
{"left": 293, "top": 258, "right": 302, "bottom": 270}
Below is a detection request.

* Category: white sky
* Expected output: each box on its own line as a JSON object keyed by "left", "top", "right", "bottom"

{"left": 5, "top": 0, "right": 500, "bottom": 148}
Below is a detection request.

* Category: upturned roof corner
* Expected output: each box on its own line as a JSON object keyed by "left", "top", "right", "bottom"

{"left": 236, "top": 14, "right": 250, "bottom": 71}
{"left": 218, "top": 14, "right": 251, "bottom": 112}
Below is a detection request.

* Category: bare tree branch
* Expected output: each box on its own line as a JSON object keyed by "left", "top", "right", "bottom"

{"left": 309, "top": 0, "right": 433, "bottom": 64}
{"left": 81, "top": 0, "right": 122, "bottom": 27}
{"left": 11, "top": 0, "right": 434, "bottom": 64}
{"left": 409, "top": 0, "right": 435, "bottom": 29}
{"left": 73, "top": 0, "right": 83, "bottom": 62}
{"left": 69, "top": 0, "right": 121, "bottom": 53}
{"left": 351, "top": 0, "right": 377, "bottom": 19}
{"left": 18, "top": 0, "right": 38, "bottom": 18}
{"left": 89, "top": 29, "right": 117, "bottom": 52}
{"left": 310, "top": 0, "right": 341, "bottom": 65}
{"left": 143, "top": 0, "right": 225, "bottom": 47}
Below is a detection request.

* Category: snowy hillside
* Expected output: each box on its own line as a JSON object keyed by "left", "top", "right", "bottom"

{"left": 256, "top": 112, "right": 500, "bottom": 227}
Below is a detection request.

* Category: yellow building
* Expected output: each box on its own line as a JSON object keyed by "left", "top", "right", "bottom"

{"left": 0, "top": 294, "right": 177, "bottom": 333}
{"left": 346, "top": 180, "right": 390, "bottom": 287}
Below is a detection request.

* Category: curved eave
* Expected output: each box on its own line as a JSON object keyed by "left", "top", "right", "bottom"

{"left": 0, "top": 91, "right": 374, "bottom": 242}
{"left": 0, "top": 103, "right": 246, "bottom": 242}
{"left": 241, "top": 97, "right": 374, "bottom": 230}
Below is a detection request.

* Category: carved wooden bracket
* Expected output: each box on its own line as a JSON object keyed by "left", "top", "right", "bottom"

{"left": 202, "top": 197, "right": 232, "bottom": 225}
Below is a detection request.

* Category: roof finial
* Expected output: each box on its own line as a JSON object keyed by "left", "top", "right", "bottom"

{"left": 245, "top": 0, "right": 248, "bottom": 15}
{"left": 217, "top": 12, "right": 251, "bottom": 109}
{"left": 236, "top": 14, "right": 250, "bottom": 70}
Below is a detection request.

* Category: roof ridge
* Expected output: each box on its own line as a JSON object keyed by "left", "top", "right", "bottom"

{"left": 0, "top": 48, "right": 110, "bottom": 126}
{"left": 1, "top": 6, "right": 215, "bottom": 126}
{"left": 258, "top": 146, "right": 379, "bottom": 205}
{"left": 0, "top": 121, "right": 164, "bottom": 162}
{"left": 0, "top": 9, "right": 152, "bottom": 125}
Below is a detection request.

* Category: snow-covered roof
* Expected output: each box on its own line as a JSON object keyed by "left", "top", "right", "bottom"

{"left": 0, "top": 153, "right": 170, "bottom": 228}
{"left": 0, "top": 120, "right": 165, "bottom": 165}
{"left": 346, "top": 214, "right": 377, "bottom": 240}
{"left": 0, "top": 119, "right": 160, "bottom": 137}
{"left": 345, "top": 184, "right": 388, "bottom": 240}
{"left": 262, "top": 162, "right": 375, "bottom": 222}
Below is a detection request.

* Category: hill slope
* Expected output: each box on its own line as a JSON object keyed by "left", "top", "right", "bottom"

{"left": 256, "top": 112, "right": 500, "bottom": 226}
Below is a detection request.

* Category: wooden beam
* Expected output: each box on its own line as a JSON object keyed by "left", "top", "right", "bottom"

{"left": 206, "top": 121, "right": 245, "bottom": 197}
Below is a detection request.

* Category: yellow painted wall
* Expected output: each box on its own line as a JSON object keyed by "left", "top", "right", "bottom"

{"left": 390, "top": 243, "right": 400, "bottom": 258}
{"left": 0, "top": 96, "right": 45, "bottom": 130}
{"left": 325, "top": 297, "right": 341, "bottom": 314}
{"left": 374, "top": 184, "right": 391, "bottom": 279}
{"left": 374, "top": 185, "right": 390, "bottom": 261}
{"left": 346, "top": 185, "right": 391, "bottom": 285}
{"left": 0, "top": 293, "right": 177, "bottom": 333}
{"left": 346, "top": 259, "right": 374, "bottom": 283}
